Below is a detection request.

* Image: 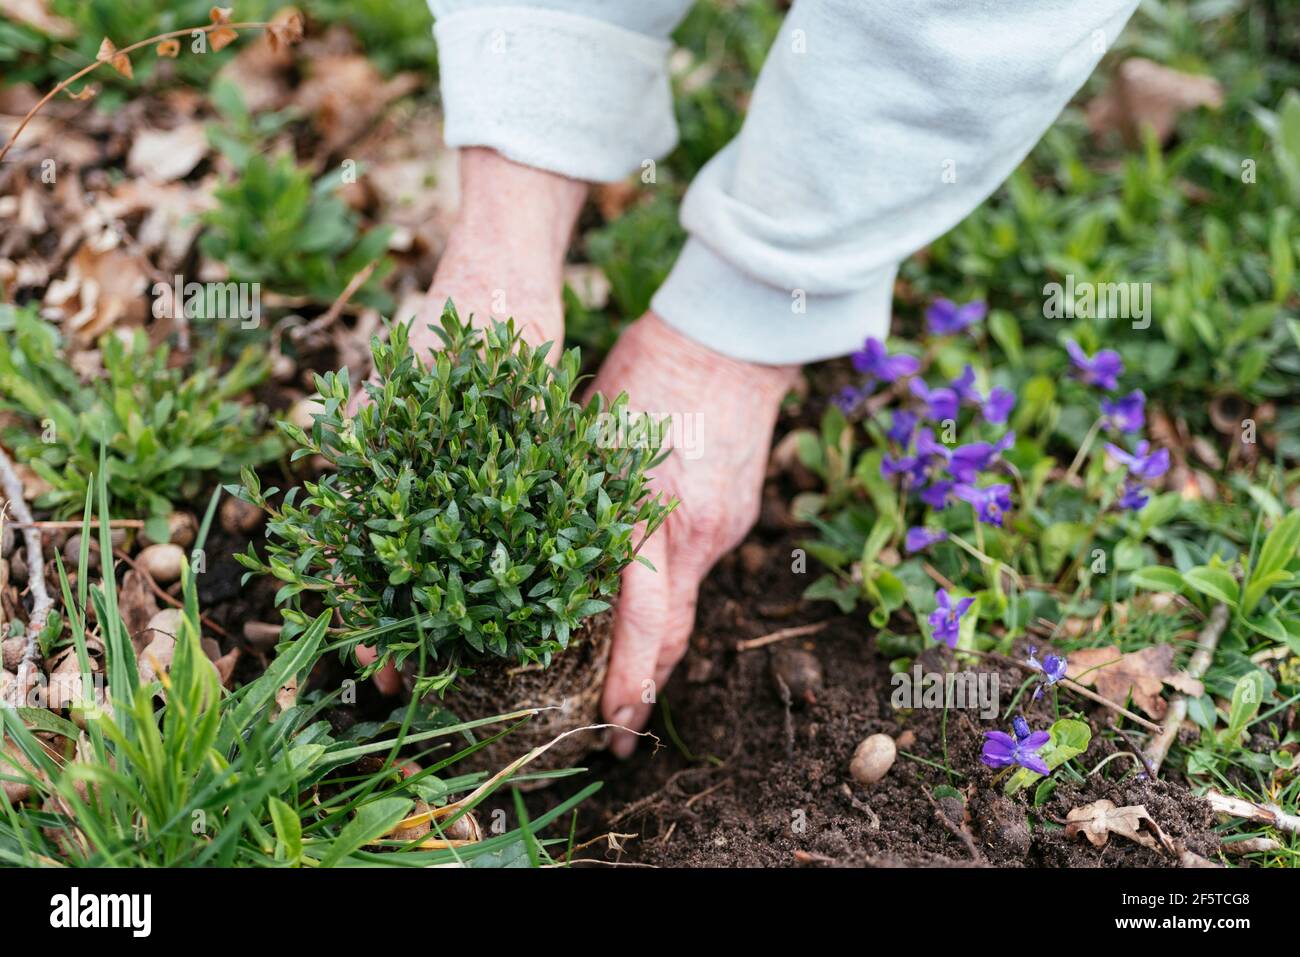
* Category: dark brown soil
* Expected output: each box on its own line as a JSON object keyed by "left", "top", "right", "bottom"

{"left": 534, "top": 526, "right": 1221, "bottom": 868}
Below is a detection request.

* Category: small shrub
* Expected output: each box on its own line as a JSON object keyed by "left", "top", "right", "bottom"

{"left": 234, "top": 304, "right": 673, "bottom": 695}
{"left": 0, "top": 307, "right": 279, "bottom": 540}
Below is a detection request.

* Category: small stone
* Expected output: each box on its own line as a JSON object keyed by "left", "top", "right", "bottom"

{"left": 849, "top": 733, "right": 897, "bottom": 786}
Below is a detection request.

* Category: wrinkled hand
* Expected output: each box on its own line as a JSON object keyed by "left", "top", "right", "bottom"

{"left": 591, "top": 313, "right": 800, "bottom": 756}
{"left": 408, "top": 147, "right": 586, "bottom": 361}
{"left": 357, "top": 148, "right": 586, "bottom": 693}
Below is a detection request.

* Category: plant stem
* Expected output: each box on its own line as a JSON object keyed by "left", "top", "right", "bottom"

{"left": 1063, "top": 415, "right": 1103, "bottom": 488}
{"left": 0, "top": 21, "right": 278, "bottom": 164}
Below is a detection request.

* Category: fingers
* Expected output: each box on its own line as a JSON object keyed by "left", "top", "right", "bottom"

{"left": 356, "top": 643, "right": 402, "bottom": 697}
{"left": 602, "top": 533, "right": 673, "bottom": 757}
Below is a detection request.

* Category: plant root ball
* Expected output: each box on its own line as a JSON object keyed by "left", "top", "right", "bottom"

{"left": 137, "top": 543, "right": 185, "bottom": 584}
{"left": 769, "top": 646, "right": 823, "bottom": 706}
{"left": 849, "top": 733, "right": 897, "bottom": 786}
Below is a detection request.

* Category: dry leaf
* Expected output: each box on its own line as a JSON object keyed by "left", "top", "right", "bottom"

{"left": 267, "top": 10, "right": 305, "bottom": 53}
{"left": 209, "top": 5, "right": 238, "bottom": 51}
{"left": 126, "top": 123, "right": 208, "bottom": 183}
{"left": 1066, "top": 644, "right": 1202, "bottom": 720}
{"left": 0, "top": 0, "right": 76, "bottom": 39}
{"left": 1087, "top": 58, "right": 1223, "bottom": 146}
{"left": 97, "top": 37, "right": 133, "bottom": 80}
{"left": 67, "top": 84, "right": 100, "bottom": 102}
{"left": 1066, "top": 800, "right": 1173, "bottom": 852}
{"left": 156, "top": 39, "right": 181, "bottom": 58}
{"left": 292, "top": 53, "right": 422, "bottom": 152}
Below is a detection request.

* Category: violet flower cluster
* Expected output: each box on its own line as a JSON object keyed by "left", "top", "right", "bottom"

{"left": 839, "top": 299, "right": 1018, "bottom": 561}
{"left": 1065, "top": 339, "right": 1168, "bottom": 510}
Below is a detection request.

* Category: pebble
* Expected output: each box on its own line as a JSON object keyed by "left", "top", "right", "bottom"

{"left": 849, "top": 733, "right": 897, "bottom": 786}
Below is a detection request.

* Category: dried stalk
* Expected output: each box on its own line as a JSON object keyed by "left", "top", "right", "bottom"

{"left": 0, "top": 18, "right": 297, "bottom": 164}
{"left": 1144, "top": 603, "right": 1229, "bottom": 775}
{"left": 1204, "top": 789, "right": 1300, "bottom": 835}
{"left": 736, "top": 620, "right": 829, "bottom": 652}
{"left": 0, "top": 447, "right": 54, "bottom": 706}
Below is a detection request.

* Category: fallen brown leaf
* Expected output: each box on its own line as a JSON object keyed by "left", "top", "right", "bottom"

{"left": 1066, "top": 644, "right": 1203, "bottom": 720}
{"left": 1087, "top": 58, "right": 1223, "bottom": 145}
{"left": 1066, "top": 800, "right": 1176, "bottom": 854}
{"left": 126, "top": 123, "right": 209, "bottom": 183}
{"left": 0, "top": 0, "right": 75, "bottom": 38}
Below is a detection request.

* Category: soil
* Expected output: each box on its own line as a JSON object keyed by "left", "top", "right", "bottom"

{"left": 533, "top": 524, "right": 1221, "bottom": 867}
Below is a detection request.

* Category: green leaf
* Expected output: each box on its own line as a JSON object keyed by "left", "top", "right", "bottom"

{"left": 1182, "top": 565, "right": 1239, "bottom": 607}
{"left": 1130, "top": 565, "right": 1184, "bottom": 593}
{"left": 1252, "top": 509, "right": 1300, "bottom": 582}
{"left": 268, "top": 797, "right": 303, "bottom": 864}
{"left": 1218, "top": 671, "right": 1267, "bottom": 748}
{"left": 318, "top": 797, "right": 412, "bottom": 867}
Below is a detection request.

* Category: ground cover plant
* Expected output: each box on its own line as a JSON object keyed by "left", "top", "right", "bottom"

{"left": 0, "top": 0, "right": 1297, "bottom": 871}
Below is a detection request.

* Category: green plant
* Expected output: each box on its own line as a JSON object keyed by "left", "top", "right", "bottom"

{"left": 0, "top": 478, "right": 597, "bottom": 867}
{"left": 199, "top": 145, "right": 394, "bottom": 308}
{"left": 234, "top": 304, "right": 674, "bottom": 695}
{"left": 0, "top": 307, "right": 279, "bottom": 541}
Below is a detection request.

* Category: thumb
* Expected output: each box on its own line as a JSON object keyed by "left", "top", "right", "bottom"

{"left": 602, "top": 532, "right": 675, "bottom": 757}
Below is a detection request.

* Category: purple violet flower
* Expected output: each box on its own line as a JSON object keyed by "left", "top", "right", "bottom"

{"left": 1027, "top": 646, "right": 1068, "bottom": 701}
{"left": 951, "top": 365, "right": 982, "bottom": 405}
{"left": 918, "top": 480, "right": 955, "bottom": 510}
{"left": 1101, "top": 389, "right": 1146, "bottom": 434}
{"left": 887, "top": 409, "right": 918, "bottom": 446}
{"left": 909, "top": 378, "right": 959, "bottom": 422}
{"left": 834, "top": 385, "right": 863, "bottom": 413}
{"left": 905, "top": 526, "right": 948, "bottom": 553}
{"left": 982, "top": 718, "right": 1051, "bottom": 775}
{"left": 1105, "top": 439, "right": 1170, "bottom": 481}
{"left": 948, "top": 432, "right": 1014, "bottom": 483}
{"left": 1065, "top": 338, "right": 1124, "bottom": 390}
{"left": 883, "top": 428, "right": 951, "bottom": 485}
{"left": 851, "top": 338, "right": 920, "bottom": 382}
{"left": 982, "top": 387, "right": 1016, "bottom": 425}
{"left": 954, "top": 483, "right": 1013, "bottom": 526}
{"left": 926, "top": 298, "right": 987, "bottom": 336}
{"left": 928, "top": 588, "right": 974, "bottom": 648}
{"left": 1117, "top": 479, "right": 1150, "bottom": 512}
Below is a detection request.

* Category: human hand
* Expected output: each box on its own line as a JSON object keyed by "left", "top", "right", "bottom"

{"left": 356, "top": 147, "right": 586, "bottom": 694}
{"left": 409, "top": 146, "right": 586, "bottom": 360}
{"left": 590, "top": 313, "right": 800, "bottom": 756}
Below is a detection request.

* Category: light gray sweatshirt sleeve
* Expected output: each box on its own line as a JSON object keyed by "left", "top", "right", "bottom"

{"left": 428, "top": 0, "right": 1140, "bottom": 364}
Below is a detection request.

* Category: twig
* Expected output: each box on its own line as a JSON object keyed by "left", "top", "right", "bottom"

{"left": 0, "top": 20, "right": 289, "bottom": 164}
{"left": 1058, "top": 677, "right": 1164, "bottom": 734}
{"left": 1203, "top": 789, "right": 1300, "bottom": 835}
{"left": 0, "top": 447, "right": 53, "bottom": 705}
{"left": 10, "top": 519, "right": 143, "bottom": 530}
{"left": 291, "top": 259, "right": 379, "bottom": 344}
{"left": 736, "top": 620, "right": 829, "bottom": 652}
{"left": 973, "top": 648, "right": 1164, "bottom": 733}
{"left": 1144, "top": 603, "right": 1229, "bottom": 775}
{"left": 111, "top": 548, "right": 230, "bottom": 640}
{"left": 1223, "top": 837, "right": 1283, "bottom": 855}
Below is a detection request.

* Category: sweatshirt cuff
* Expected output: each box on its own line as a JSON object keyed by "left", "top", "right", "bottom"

{"left": 432, "top": 8, "right": 678, "bottom": 183}
{"left": 650, "top": 238, "right": 897, "bottom": 366}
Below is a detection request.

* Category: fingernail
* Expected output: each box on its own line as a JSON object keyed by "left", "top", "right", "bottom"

{"left": 612, "top": 706, "right": 634, "bottom": 728}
